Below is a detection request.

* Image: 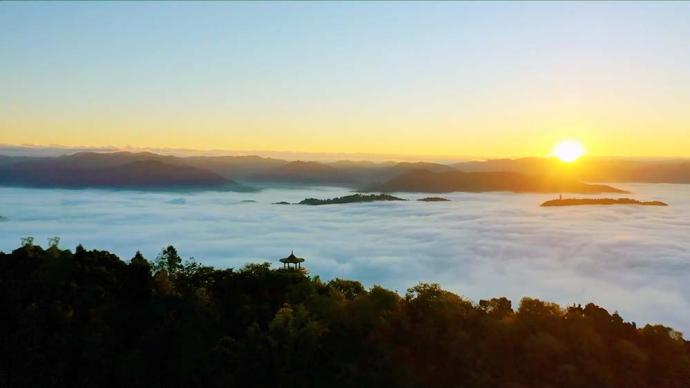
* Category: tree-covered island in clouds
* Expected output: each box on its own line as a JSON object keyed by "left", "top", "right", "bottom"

{"left": 299, "top": 193, "right": 405, "bottom": 205}
{"left": 541, "top": 197, "right": 669, "bottom": 207}
{"left": 417, "top": 196, "right": 450, "bottom": 202}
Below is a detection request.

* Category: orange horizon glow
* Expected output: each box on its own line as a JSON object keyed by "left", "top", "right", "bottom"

{"left": 0, "top": 137, "right": 688, "bottom": 161}
{"left": 2, "top": 3, "right": 690, "bottom": 159}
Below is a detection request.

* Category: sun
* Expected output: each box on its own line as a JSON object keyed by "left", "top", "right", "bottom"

{"left": 552, "top": 140, "right": 585, "bottom": 162}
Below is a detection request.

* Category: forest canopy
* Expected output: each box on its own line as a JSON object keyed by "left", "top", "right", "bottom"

{"left": 1, "top": 243, "right": 689, "bottom": 388}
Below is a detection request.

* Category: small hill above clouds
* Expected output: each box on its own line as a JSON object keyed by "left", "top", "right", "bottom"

{"left": 364, "top": 169, "right": 626, "bottom": 194}
{"left": 298, "top": 193, "right": 405, "bottom": 205}
{"left": 541, "top": 197, "right": 668, "bottom": 207}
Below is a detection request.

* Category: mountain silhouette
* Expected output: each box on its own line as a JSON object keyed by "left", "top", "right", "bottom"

{"left": 365, "top": 169, "right": 626, "bottom": 193}
{"left": 1, "top": 151, "right": 688, "bottom": 190}
{"left": 249, "top": 160, "right": 354, "bottom": 184}
{"left": 454, "top": 157, "right": 690, "bottom": 183}
{"left": 0, "top": 158, "right": 234, "bottom": 188}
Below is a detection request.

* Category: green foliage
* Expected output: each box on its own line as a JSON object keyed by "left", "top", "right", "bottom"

{"left": 1, "top": 244, "right": 689, "bottom": 388}
{"left": 327, "top": 278, "right": 366, "bottom": 300}
{"left": 153, "top": 245, "right": 182, "bottom": 274}
{"left": 20, "top": 236, "right": 34, "bottom": 247}
{"left": 47, "top": 236, "right": 60, "bottom": 248}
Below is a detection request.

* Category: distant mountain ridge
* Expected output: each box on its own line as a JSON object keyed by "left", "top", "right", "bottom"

{"left": 0, "top": 157, "right": 235, "bottom": 189}
{"left": 364, "top": 170, "right": 626, "bottom": 194}
{"left": 0, "top": 151, "right": 687, "bottom": 191}
{"left": 250, "top": 161, "right": 354, "bottom": 185}
{"left": 1, "top": 152, "right": 462, "bottom": 188}
{"left": 453, "top": 157, "right": 690, "bottom": 184}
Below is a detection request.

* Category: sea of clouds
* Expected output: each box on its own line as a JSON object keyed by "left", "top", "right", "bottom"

{"left": 1, "top": 183, "right": 688, "bottom": 332}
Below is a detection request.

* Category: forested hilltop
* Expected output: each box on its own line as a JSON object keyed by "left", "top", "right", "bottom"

{"left": 2, "top": 243, "right": 689, "bottom": 388}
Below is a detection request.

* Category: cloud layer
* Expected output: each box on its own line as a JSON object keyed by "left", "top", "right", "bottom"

{"left": 1, "top": 183, "right": 688, "bottom": 332}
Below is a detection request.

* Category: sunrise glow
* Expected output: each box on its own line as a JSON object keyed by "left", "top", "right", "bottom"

{"left": 552, "top": 140, "right": 585, "bottom": 163}
{"left": 2, "top": 3, "right": 690, "bottom": 386}
{"left": 2, "top": 3, "right": 690, "bottom": 158}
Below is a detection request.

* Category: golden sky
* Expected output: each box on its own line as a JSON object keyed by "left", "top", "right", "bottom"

{"left": 2, "top": 2, "right": 689, "bottom": 158}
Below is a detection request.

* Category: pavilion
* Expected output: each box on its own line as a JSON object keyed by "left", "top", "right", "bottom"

{"left": 280, "top": 251, "right": 305, "bottom": 270}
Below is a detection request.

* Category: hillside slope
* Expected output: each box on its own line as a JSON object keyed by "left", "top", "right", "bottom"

{"left": 365, "top": 169, "right": 626, "bottom": 193}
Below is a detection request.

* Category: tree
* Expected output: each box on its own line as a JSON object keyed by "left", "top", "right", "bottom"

{"left": 47, "top": 236, "right": 60, "bottom": 249}
{"left": 153, "top": 245, "right": 182, "bottom": 274}
{"left": 479, "top": 297, "right": 513, "bottom": 318}
{"left": 328, "top": 278, "right": 366, "bottom": 300}
{"left": 2, "top": 242, "right": 690, "bottom": 388}
{"left": 20, "top": 236, "right": 34, "bottom": 247}
{"left": 131, "top": 250, "right": 148, "bottom": 266}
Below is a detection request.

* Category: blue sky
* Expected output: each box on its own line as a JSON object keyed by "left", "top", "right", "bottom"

{"left": 2, "top": 2, "right": 689, "bottom": 157}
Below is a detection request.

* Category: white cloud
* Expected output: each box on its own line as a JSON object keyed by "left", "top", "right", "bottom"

{"left": 0, "top": 183, "right": 689, "bottom": 333}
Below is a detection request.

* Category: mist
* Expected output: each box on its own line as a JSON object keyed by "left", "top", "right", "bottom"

{"left": 0, "top": 183, "right": 688, "bottom": 332}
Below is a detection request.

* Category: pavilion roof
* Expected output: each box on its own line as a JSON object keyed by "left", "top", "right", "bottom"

{"left": 280, "top": 251, "right": 305, "bottom": 263}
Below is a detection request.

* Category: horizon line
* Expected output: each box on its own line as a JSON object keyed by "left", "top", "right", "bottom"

{"left": 0, "top": 143, "right": 687, "bottom": 163}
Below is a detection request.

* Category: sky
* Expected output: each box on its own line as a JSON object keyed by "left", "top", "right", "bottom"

{"left": 1, "top": 2, "right": 689, "bottom": 159}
